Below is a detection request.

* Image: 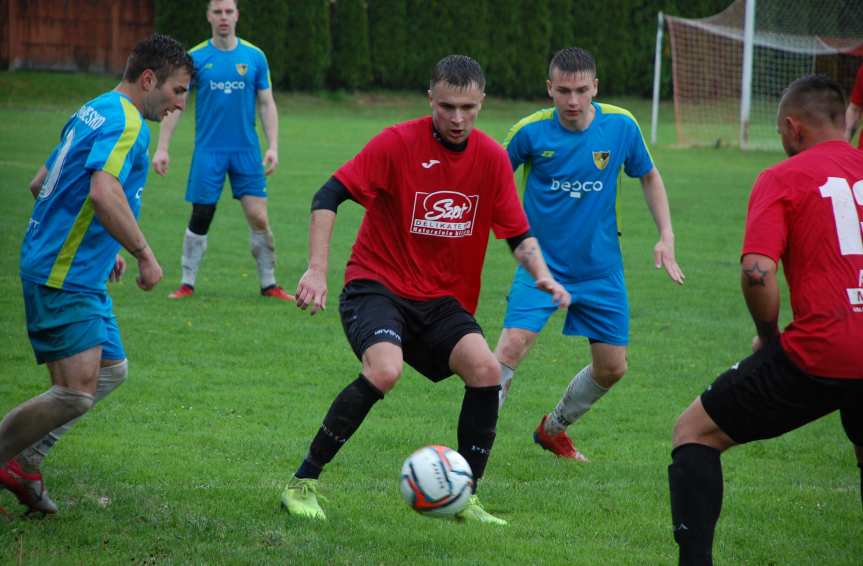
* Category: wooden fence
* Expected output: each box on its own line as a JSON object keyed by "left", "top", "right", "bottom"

{"left": 1, "top": 0, "right": 154, "bottom": 73}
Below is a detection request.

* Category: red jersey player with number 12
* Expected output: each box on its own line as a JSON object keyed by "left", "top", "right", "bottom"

{"left": 669, "top": 74, "right": 863, "bottom": 565}
{"left": 280, "top": 55, "right": 570, "bottom": 525}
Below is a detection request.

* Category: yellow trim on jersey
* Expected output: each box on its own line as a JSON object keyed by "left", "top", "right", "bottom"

{"left": 47, "top": 197, "right": 96, "bottom": 288}
{"left": 597, "top": 102, "right": 654, "bottom": 162}
{"left": 503, "top": 108, "right": 554, "bottom": 149}
{"left": 239, "top": 38, "right": 265, "bottom": 55}
{"left": 189, "top": 39, "right": 209, "bottom": 54}
{"left": 103, "top": 98, "right": 141, "bottom": 179}
{"left": 504, "top": 108, "right": 555, "bottom": 195}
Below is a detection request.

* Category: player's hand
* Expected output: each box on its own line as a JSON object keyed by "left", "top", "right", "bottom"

{"left": 295, "top": 267, "right": 327, "bottom": 315}
{"left": 751, "top": 335, "right": 763, "bottom": 352}
{"left": 135, "top": 250, "right": 163, "bottom": 291}
{"left": 535, "top": 277, "right": 571, "bottom": 309}
{"left": 263, "top": 149, "right": 278, "bottom": 176}
{"left": 108, "top": 254, "right": 127, "bottom": 283}
{"left": 654, "top": 236, "right": 685, "bottom": 285}
{"left": 151, "top": 149, "right": 170, "bottom": 176}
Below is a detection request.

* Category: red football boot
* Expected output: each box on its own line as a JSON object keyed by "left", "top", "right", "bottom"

{"left": 0, "top": 458, "right": 58, "bottom": 515}
{"left": 168, "top": 284, "right": 195, "bottom": 299}
{"left": 533, "top": 415, "right": 589, "bottom": 461}
{"left": 261, "top": 285, "right": 295, "bottom": 301}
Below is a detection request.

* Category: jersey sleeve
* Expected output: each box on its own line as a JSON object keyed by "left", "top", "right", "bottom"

{"left": 741, "top": 169, "right": 789, "bottom": 262}
{"left": 623, "top": 119, "right": 654, "bottom": 178}
{"left": 503, "top": 123, "right": 530, "bottom": 171}
{"left": 491, "top": 148, "right": 530, "bottom": 238}
{"left": 333, "top": 128, "right": 397, "bottom": 207}
{"left": 851, "top": 64, "right": 863, "bottom": 106}
{"left": 256, "top": 49, "right": 271, "bottom": 91}
{"left": 85, "top": 100, "right": 143, "bottom": 185}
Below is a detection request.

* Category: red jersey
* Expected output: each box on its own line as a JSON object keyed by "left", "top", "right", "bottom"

{"left": 334, "top": 116, "right": 529, "bottom": 314}
{"left": 852, "top": 64, "right": 863, "bottom": 149}
{"left": 742, "top": 140, "right": 863, "bottom": 379}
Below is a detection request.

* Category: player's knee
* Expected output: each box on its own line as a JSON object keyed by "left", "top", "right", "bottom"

{"left": 461, "top": 356, "right": 501, "bottom": 388}
{"left": 99, "top": 359, "right": 128, "bottom": 389}
{"left": 594, "top": 359, "right": 627, "bottom": 386}
{"left": 48, "top": 385, "right": 95, "bottom": 419}
{"left": 364, "top": 362, "right": 403, "bottom": 393}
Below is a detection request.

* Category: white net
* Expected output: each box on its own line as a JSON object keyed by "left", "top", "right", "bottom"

{"left": 665, "top": 0, "right": 863, "bottom": 150}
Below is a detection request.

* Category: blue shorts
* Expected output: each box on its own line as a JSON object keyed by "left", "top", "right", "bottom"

{"left": 22, "top": 280, "right": 126, "bottom": 364}
{"left": 186, "top": 148, "right": 267, "bottom": 204}
{"left": 503, "top": 267, "right": 629, "bottom": 346}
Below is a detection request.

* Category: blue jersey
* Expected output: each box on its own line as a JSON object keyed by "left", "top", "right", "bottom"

{"left": 20, "top": 91, "right": 150, "bottom": 293}
{"left": 189, "top": 38, "right": 270, "bottom": 151}
{"left": 504, "top": 102, "right": 653, "bottom": 282}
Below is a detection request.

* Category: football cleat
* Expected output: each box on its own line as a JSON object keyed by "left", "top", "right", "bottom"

{"left": 168, "top": 284, "right": 195, "bottom": 299}
{"left": 281, "top": 477, "right": 326, "bottom": 520}
{"left": 0, "top": 459, "right": 58, "bottom": 516}
{"left": 455, "top": 495, "right": 508, "bottom": 526}
{"left": 533, "top": 415, "right": 589, "bottom": 461}
{"left": 261, "top": 285, "right": 295, "bottom": 301}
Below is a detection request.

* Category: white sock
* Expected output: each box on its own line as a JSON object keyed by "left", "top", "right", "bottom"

{"left": 18, "top": 361, "right": 128, "bottom": 472}
{"left": 0, "top": 386, "right": 94, "bottom": 465}
{"left": 498, "top": 362, "right": 515, "bottom": 410}
{"left": 181, "top": 228, "right": 207, "bottom": 287}
{"left": 250, "top": 228, "right": 277, "bottom": 289}
{"left": 545, "top": 365, "right": 608, "bottom": 435}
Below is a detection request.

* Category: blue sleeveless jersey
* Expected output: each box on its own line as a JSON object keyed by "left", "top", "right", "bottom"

{"left": 504, "top": 102, "right": 653, "bottom": 282}
{"left": 188, "top": 38, "right": 270, "bottom": 151}
{"left": 20, "top": 91, "right": 150, "bottom": 292}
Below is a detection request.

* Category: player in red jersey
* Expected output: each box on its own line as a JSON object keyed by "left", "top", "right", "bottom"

{"left": 280, "top": 55, "right": 570, "bottom": 525}
{"left": 669, "top": 74, "right": 863, "bottom": 565}
{"left": 845, "top": 62, "right": 863, "bottom": 149}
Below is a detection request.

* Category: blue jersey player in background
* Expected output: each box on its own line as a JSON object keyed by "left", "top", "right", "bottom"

{"left": 0, "top": 34, "right": 193, "bottom": 516}
{"left": 152, "top": 0, "right": 292, "bottom": 302}
{"left": 494, "top": 47, "right": 686, "bottom": 461}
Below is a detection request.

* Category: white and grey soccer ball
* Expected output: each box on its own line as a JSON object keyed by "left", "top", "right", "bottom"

{"left": 399, "top": 445, "right": 474, "bottom": 517}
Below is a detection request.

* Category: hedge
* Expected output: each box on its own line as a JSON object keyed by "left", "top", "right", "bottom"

{"left": 154, "top": 0, "right": 732, "bottom": 98}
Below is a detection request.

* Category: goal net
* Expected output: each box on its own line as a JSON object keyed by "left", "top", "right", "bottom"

{"left": 663, "top": 0, "right": 863, "bottom": 150}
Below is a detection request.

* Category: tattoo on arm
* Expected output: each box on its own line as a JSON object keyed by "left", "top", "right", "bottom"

{"left": 743, "top": 262, "right": 769, "bottom": 287}
{"left": 128, "top": 245, "right": 147, "bottom": 258}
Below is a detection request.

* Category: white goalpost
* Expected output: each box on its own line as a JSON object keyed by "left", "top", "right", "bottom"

{"left": 651, "top": 0, "right": 863, "bottom": 150}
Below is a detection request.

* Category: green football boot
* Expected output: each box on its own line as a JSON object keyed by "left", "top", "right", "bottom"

{"left": 455, "top": 495, "right": 508, "bottom": 526}
{"left": 281, "top": 477, "right": 326, "bottom": 520}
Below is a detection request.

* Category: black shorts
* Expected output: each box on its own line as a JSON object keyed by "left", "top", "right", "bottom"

{"left": 701, "top": 340, "right": 863, "bottom": 446}
{"left": 338, "top": 279, "right": 483, "bottom": 382}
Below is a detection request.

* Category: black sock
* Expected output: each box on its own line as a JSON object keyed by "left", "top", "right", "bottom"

{"left": 457, "top": 385, "right": 500, "bottom": 484}
{"left": 296, "top": 374, "right": 384, "bottom": 479}
{"left": 668, "top": 443, "right": 723, "bottom": 566}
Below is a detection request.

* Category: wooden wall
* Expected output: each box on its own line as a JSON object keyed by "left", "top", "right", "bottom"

{"left": 1, "top": 0, "right": 155, "bottom": 73}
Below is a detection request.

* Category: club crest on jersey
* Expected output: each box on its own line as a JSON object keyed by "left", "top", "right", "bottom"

{"left": 592, "top": 151, "right": 610, "bottom": 170}
{"left": 410, "top": 190, "right": 478, "bottom": 238}
{"left": 236, "top": 63, "right": 248, "bottom": 76}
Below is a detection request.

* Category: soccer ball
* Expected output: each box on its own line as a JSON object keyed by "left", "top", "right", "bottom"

{"left": 399, "top": 445, "right": 474, "bottom": 517}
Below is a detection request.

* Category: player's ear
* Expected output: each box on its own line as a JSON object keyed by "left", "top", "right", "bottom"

{"left": 428, "top": 89, "right": 434, "bottom": 108}
{"left": 140, "top": 69, "right": 157, "bottom": 92}
{"left": 546, "top": 79, "right": 553, "bottom": 98}
{"left": 593, "top": 78, "right": 599, "bottom": 97}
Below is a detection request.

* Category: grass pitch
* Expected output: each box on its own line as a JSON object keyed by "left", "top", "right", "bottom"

{"left": 0, "top": 72, "right": 860, "bottom": 564}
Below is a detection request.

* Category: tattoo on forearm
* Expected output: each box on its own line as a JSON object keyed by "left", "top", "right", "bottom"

{"left": 128, "top": 245, "right": 147, "bottom": 258}
{"left": 743, "top": 262, "right": 769, "bottom": 287}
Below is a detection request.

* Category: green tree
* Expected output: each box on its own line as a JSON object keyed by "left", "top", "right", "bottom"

{"left": 368, "top": 0, "right": 408, "bottom": 88}
{"left": 329, "top": 0, "right": 372, "bottom": 90}
{"left": 284, "top": 0, "right": 331, "bottom": 90}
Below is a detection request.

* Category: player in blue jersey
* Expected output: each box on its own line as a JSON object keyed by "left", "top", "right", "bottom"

{"left": 494, "top": 48, "right": 685, "bottom": 460}
{"left": 152, "top": 0, "right": 292, "bottom": 301}
{"left": 0, "top": 34, "right": 193, "bottom": 516}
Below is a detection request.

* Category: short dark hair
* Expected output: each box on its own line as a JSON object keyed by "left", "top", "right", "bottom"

{"left": 779, "top": 74, "right": 846, "bottom": 128}
{"left": 430, "top": 55, "right": 485, "bottom": 91}
{"left": 123, "top": 33, "right": 195, "bottom": 85}
{"left": 207, "top": 0, "right": 238, "bottom": 9}
{"left": 549, "top": 47, "right": 596, "bottom": 79}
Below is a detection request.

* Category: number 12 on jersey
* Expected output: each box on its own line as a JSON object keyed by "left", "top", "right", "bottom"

{"left": 820, "top": 177, "right": 863, "bottom": 255}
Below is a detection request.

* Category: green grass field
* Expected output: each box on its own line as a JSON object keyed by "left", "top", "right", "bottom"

{"left": 0, "top": 71, "right": 860, "bottom": 565}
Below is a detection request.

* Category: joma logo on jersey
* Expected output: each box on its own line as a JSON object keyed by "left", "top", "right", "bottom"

{"left": 593, "top": 150, "right": 610, "bottom": 170}
{"left": 550, "top": 178, "right": 604, "bottom": 199}
{"left": 410, "top": 190, "right": 479, "bottom": 238}
{"left": 210, "top": 80, "right": 246, "bottom": 94}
